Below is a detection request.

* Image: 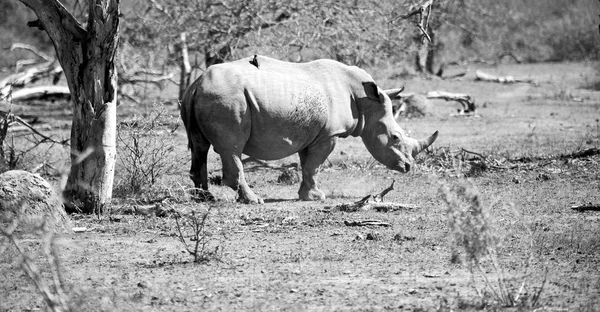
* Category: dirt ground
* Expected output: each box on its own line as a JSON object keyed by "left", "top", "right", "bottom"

{"left": 1, "top": 61, "right": 600, "bottom": 311}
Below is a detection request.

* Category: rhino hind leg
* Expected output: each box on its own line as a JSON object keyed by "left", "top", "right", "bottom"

{"left": 298, "top": 139, "right": 336, "bottom": 201}
{"left": 189, "top": 136, "right": 215, "bottom": 202}
{"left": 221, "top": 153, "right": 264, "bottom": 204}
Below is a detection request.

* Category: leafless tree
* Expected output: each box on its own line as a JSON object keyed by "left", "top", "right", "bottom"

{"left": 15, "top": 0, "right": 120, "bottom": 213}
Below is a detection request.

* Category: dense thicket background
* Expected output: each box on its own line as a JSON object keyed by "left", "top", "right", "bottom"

{"left": 2, "top": 0, "right": 599, "bottom": 79}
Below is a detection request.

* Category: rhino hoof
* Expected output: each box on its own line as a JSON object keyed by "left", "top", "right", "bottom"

{"left": 237, "top": 196, "right": 264, "bottom": 205}
{"left": 299, "top": 188, "right": 326, "bottom": 201}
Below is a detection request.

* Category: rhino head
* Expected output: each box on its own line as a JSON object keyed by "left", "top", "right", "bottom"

{"left": 358, "top": 82, "right": 438, "bottom": 173}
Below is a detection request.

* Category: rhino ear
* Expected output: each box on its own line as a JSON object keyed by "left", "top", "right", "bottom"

{"left": 362, "top": 81, "right": 381, "bottom": 101}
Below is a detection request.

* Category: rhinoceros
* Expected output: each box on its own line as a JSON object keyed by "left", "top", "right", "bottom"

{"left": 181, "top": 55, "right": 438, "bottom": 204}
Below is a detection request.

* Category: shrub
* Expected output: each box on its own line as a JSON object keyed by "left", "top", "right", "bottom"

{"left": 439, "top": 179, "right": 547, "bottom": 308}
{"left": 173, "top": 205, "right": 222, "bottom": 263}
{"left": 114, "top": 107, "right": 182, "bottom": 197}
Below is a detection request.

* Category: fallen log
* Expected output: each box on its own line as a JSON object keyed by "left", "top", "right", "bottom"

{"left": 426, "top": 90, "right": 476, "bottom": 114}
{"left": 475, "top": 70, "right": 535, "bottom": 84}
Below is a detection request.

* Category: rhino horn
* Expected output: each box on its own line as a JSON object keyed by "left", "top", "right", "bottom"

{"left": 410, "top": 131, "right": 438, "bottom": 157}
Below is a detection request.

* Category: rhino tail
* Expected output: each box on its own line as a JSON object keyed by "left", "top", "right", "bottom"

{"left": 180, "top": 87, "right": 209, "bottom": 150}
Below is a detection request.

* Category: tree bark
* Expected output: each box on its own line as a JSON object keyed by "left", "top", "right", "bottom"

{"left": 17, "top": 0, "right": 119, "bottom": 213}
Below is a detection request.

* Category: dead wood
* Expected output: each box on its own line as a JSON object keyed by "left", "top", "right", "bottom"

{"left": 10, "top": 43, "right": 53, "bottom": 63}
{"left": 8, "top": 85, "right": 70, "bottom": 102}
{"left": 179, "top": 32, "right": 192, "bottom": 101}
{"left": 475, "top": 70, "right": 535, "bottom": 84}
{"left": 119, "top": 72, "right": 175, "bottom": 89}
{"left": 344, "top": 220, "right": 391, "bottom": 227}
{"left": 399, "top": 0, "right": 434, "bottom": 43}
{"left": 560, "top": 148, "right": 600, "bottom": 159}
{"left": 328, "top": 181, "right": 419, "bottom": 212}
{"left": 0, "top": 61, "right": 63, "bottom": 100}
{"left": 0, "top": 110, "right": 68, "bottom": 145}
{"left": 571, "top": 204, "right": 600, "bottom": 212}
{"left": 426, "top": 90, "right": 476, "bottom": 114}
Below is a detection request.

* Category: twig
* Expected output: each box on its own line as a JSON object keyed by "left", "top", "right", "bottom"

{"left": 11, "top": 43, "right": 53, "bottom": 62}
{"left": 0, "top": 219, "right": 72, "bottom": 312}
{"left": 0, "top": 110, "right": 68, "bottom": 145}
{"left": 13, "top": 114, "right": 69, "bottom": 145}
{"left": 398, "top": 0, "right": 434, "bottom": 43}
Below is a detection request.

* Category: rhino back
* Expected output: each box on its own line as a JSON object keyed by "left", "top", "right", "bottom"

{"left": 194, "top": 57, "right": 362, "bottom": 159}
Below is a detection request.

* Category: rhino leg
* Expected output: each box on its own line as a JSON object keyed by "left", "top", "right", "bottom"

{"left": 189, "top": 137, "right": 215, "bottom": 202}
{"left": 221, "top": 153, "right": 264, "bottom": 204}
{"left": 298, "top": 139, "right": 336, "bottom": 201}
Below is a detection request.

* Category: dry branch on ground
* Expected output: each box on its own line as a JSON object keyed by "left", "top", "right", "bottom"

{"left": 426, "top": 90, "right": 476, "bottom": 114}
{"left": 571, "top": 204, "right": 600, "bottom": 212}
{"left": 328, "top": 181, "right": 419, "bottom": 213}
{"left": 475, "top": 70, "right": 535, "bottom": 84}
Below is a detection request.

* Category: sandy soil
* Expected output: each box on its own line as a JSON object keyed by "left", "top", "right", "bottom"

{"left": 1, "top": 61, "right": 600, "bottom": 311}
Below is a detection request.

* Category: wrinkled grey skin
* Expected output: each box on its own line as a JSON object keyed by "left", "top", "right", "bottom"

{"left": 181, "top": 56, "right": 438, "bottom": 204}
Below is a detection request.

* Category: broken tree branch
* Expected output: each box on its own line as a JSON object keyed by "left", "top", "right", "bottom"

{"left": 0, "top": 110, "right": 68, "bottom": 145}
{"left": 119, "top": 73, "right": 175, "bottom": 88}
{"left": 327, "top": 181, "right": 419, "bottom": 212}
{"left": 8, "top": 86, "right": 70, "bottom": 102}
{"left": 0, "top": 61, "right": 63, "bottom": 100}
{"left": 10, "top": 43, "right": 53, "bottom": 62}
{"left": 399, "top": 0, "right": 434, "bottom": 43}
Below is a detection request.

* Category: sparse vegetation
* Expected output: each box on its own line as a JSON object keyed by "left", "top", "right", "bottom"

{"left": 173, "top": 205, "right": 222, "bottom": 263}
{"left": 0, "top": 219, "right": 74, "bottom": 312}
{"left": 1, "top": 1, "right": 599, "bottom": 310}
{"left": 114, "top": 107, "right": 183, "bottom": 197}
{"left": 440, "top": 179, "right": 547, "bottom": 308}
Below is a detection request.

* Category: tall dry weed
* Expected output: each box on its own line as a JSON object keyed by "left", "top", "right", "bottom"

{"left": 439, "top": 179, "right": 547, "bottom": 307}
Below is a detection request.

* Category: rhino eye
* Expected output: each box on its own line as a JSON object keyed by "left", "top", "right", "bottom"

{"left": 391, "top": 133, "right": 402, "bottom": 143}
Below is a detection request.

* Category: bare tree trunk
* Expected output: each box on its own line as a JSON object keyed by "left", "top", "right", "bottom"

{"left": 415, "top": 29, "right": 436, "bottom": 75}
{"left": 179, "top": 32, "right": 191, "bottom": 102}
{"left": 18, "top": 0, "right": 119, "bottom": 213}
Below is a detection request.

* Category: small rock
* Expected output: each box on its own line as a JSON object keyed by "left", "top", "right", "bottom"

{"left": 366, "top": 232, "right": 380, "bottom": 241}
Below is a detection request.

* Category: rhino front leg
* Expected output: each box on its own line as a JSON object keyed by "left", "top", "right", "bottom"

{"left": 298, "top": 139, "right": 336, "bottom": 201}
{"left": 221, "top": 153, "right": 264, "bottom": 204}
